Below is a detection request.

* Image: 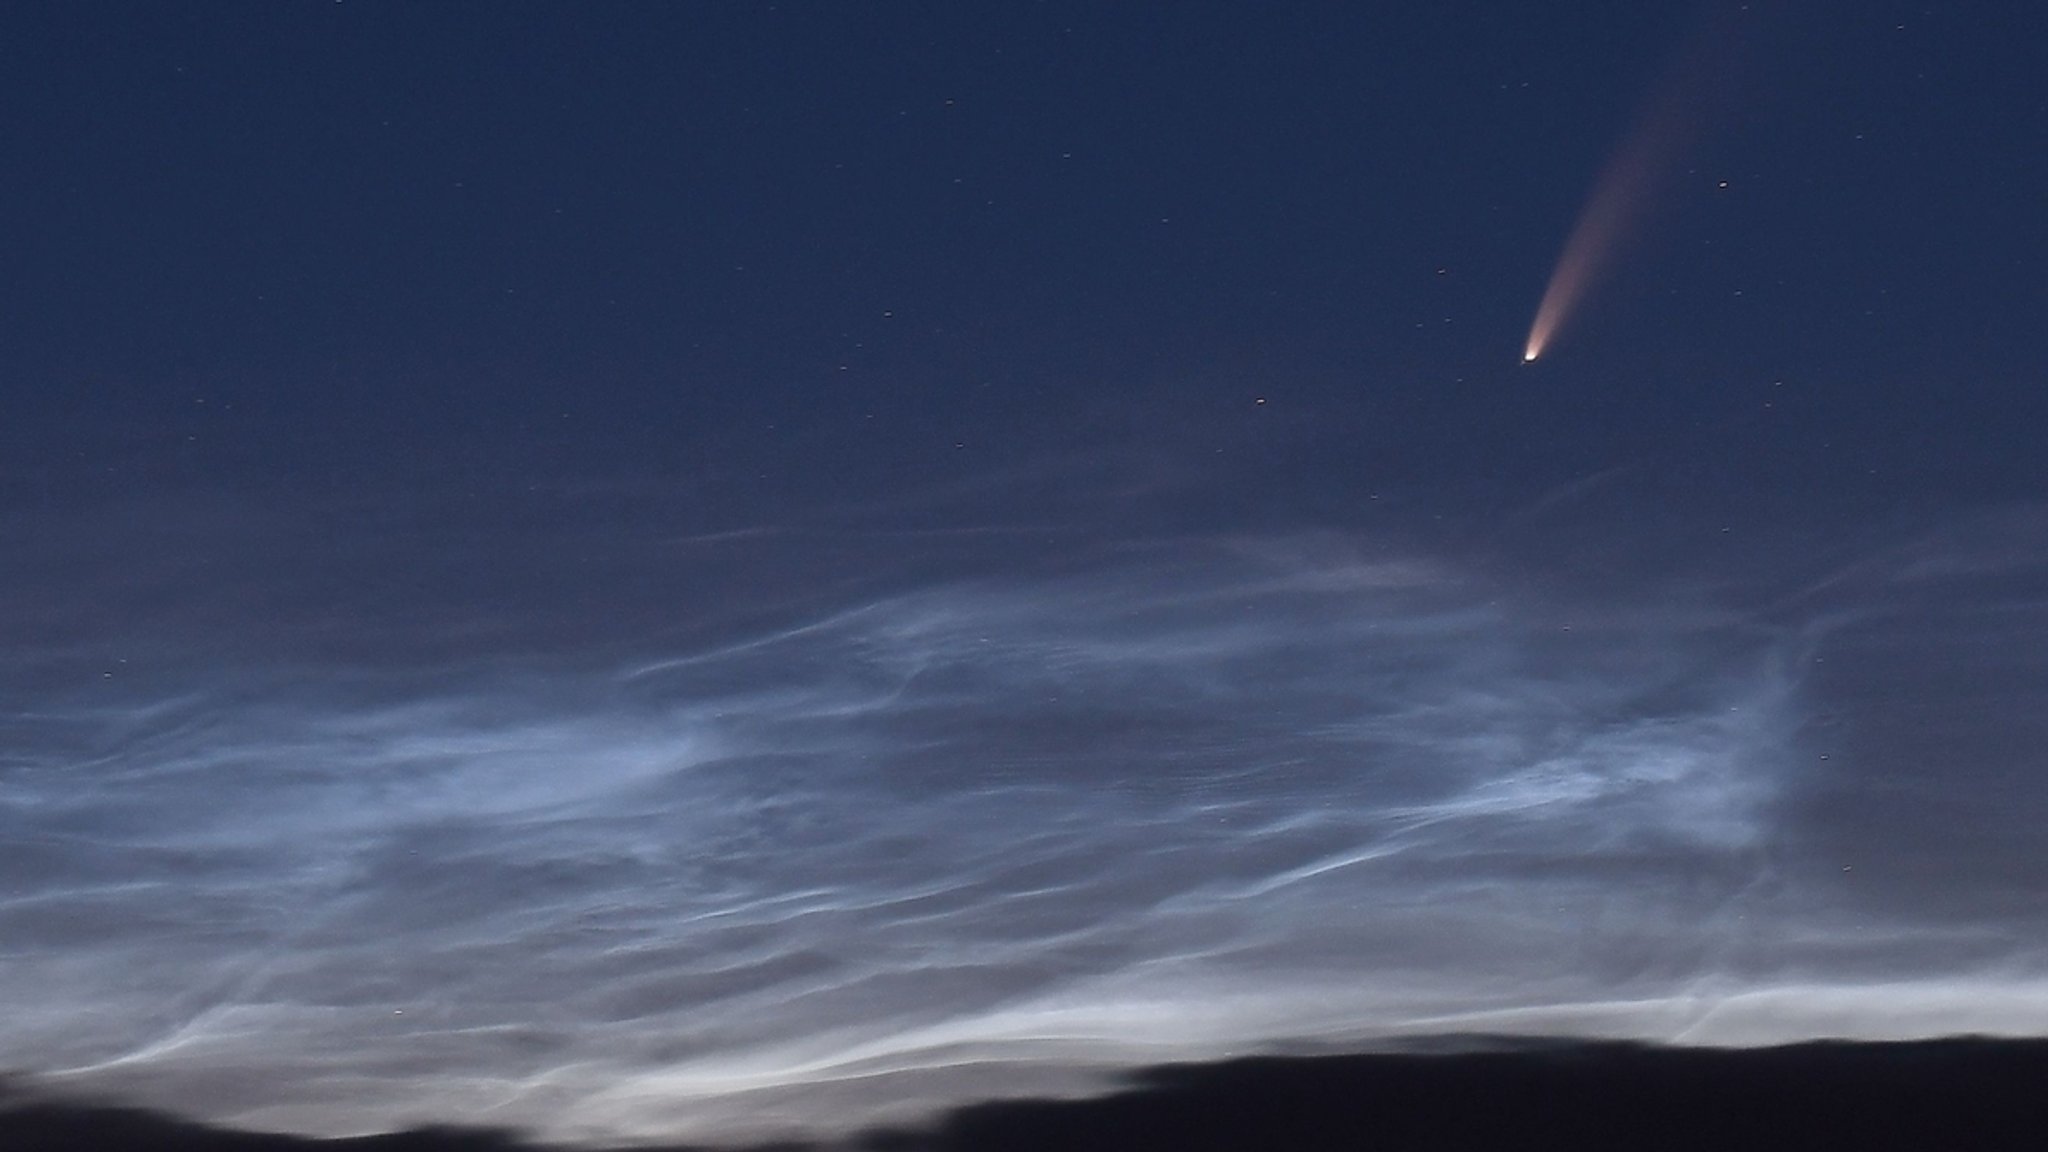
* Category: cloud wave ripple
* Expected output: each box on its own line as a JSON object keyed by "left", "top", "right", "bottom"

{"left": 4, "top": 516, "right": 2043, "bottom": 1145}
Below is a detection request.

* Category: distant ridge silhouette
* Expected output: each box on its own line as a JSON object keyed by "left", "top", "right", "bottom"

{"left": 6, "top": 1038, "right": 2045, "bottom": 1151}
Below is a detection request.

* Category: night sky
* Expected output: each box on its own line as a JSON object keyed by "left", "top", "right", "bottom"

{"left": 4, "top": 1, "right": 2047, "bottom": 1147}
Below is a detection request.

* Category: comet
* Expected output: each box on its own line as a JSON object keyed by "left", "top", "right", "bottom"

{"left": 1522, "top": 107, "right": 1671, "bottom": 364}
{"left": 1523, "top": 126, "right": 1662, "bottom": 362}
{"left": 1522, "top": 7, "right": 1748, "bottom": 363}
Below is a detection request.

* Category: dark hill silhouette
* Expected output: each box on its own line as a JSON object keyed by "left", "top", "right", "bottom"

{"left": 5, "top": 1038, "right": 2045, "bottom": 1152}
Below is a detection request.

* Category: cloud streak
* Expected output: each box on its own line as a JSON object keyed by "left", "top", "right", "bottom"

{"left": 3, "top": 491, "right": 2046, "bottom": 1145}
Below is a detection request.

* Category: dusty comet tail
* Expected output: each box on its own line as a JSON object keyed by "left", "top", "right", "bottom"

{"left": 1522, "top": 123, "right": 1663, "bottom": 363}
{"left": 1522, "top": 10, "right": 1739, "bottom": 361}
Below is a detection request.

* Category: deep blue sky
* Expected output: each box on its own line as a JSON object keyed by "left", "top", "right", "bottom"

{"left": 6, "top": 0, "right": 2043, "bottom": 513}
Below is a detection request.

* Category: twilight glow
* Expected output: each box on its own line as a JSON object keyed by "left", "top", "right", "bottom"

{"left": 5, "top": 486, "right": 2046, "bottom": 1145}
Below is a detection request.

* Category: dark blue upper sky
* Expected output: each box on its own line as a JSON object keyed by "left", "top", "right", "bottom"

{"left": 5, "top": 0, "right": 2043, "bottom": 516}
